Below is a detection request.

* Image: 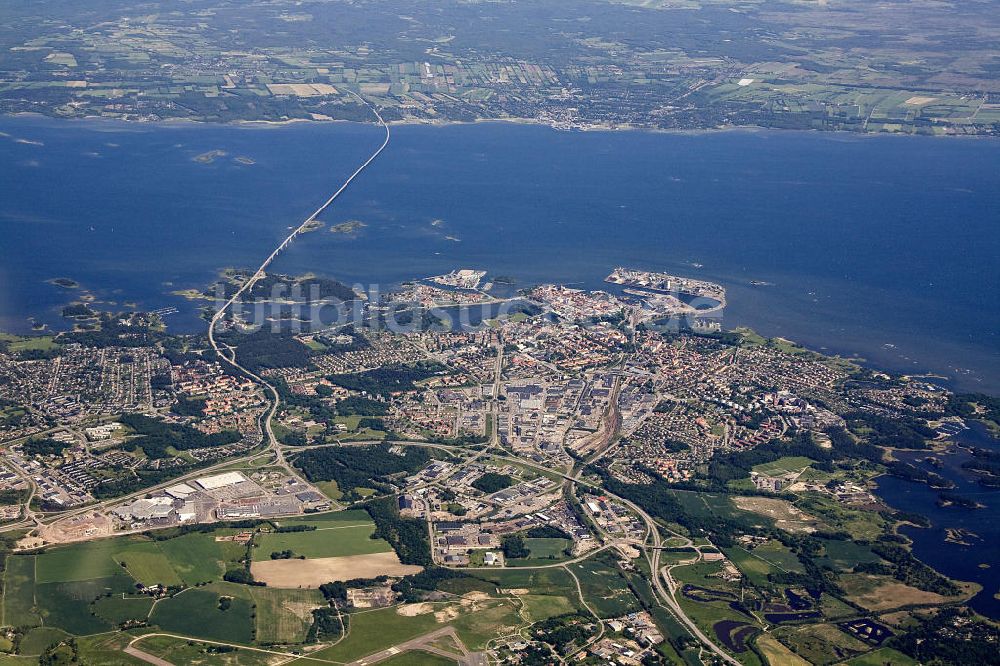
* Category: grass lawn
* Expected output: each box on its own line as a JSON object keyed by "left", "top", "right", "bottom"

{"left": 775, "top": 623, "right": 869, "bottom": 665}
{"left": 35, "top": 572, "right": 135, "bottom": 635}
{"left": 519, "top": 594, "right": 576, "bottom": 622}
{"left": 449, "top": 598, "right": 521, "bottom": 650}
{"left": 18, "top": 627, "right": 70, "bottom": 656}
{"left": 667, "top": 489, "right": 743, "bottom": 521}
{"left": 75, "top": 633, "right": 149, "bottom": 666}
{"left": 114, "top": 540, "right": 182, "bottom": 587}
{"left": 134, "top": 635, "right": 276, "bottom": 666}
{"left": 816, "top": 539, "right": 880, "bottom": 572}
{"left": 839, "top": 647, "right": 918, "bottom": 666}
{"left": 2, "top": 555, "right": 40, "bottom": 626}
{"left": 753, "top": 456, "right": 814, "bottom": 477}
{"left": 247, "top": 586, "right": 324, "bottom": 644}
{"left": 0, "top": 333, "right": 60, "bottom": 353}
{"left": 35, "top": 540, "right": 124, "bottom": 583}
{"left": 314, "top": 480, "right": 343, "bottom": 500}
{"left": 724, "top": 547, "right": 777, "bottom": 587}
{"left": 156, "top": 532, "right": 244, "bottom": 585}
{"left": 725, "top": 541, "right": 803, "bottom": 586}
{"left": 93, "top": 594, "right": 155, "bottom": 625}
{"left": 755, "top": 634, "right": 810, "bottom": 666}
{"left": 523, "top": 538, "right": 571, "bottom": 559}
{"left": 471, "top": 567, "right": 581, "bottom": 600}
{"left": 273, "top": 509, "right": 371, "bottom": 528}
{"left": 0, "top": 656, "right": 39, "bottom": 665}
{"left": 307, "top": 606, "right": 441, "bottom": 662}
{"left": 794, "top": 494, "right": 885, "bottom": 541}
{"left": 149, "top": 584, "right": 255, "bottom": 644}
{"left": 251, "top": 523, "right": 388, "bottom": 561}
{"left": 819, "top": 594, "right": 860, "bottom": 620}
{"left": 567, "top": 558, "right": 642, "bottom": 618}
{"left": 377, "top": 652, "right": 457, "bottom": 666}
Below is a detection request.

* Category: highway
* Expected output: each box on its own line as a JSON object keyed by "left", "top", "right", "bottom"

{"left": 206, "top": 91, "right": 390, "bottom": 467}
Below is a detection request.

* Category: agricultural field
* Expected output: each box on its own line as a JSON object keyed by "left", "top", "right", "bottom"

{"left": 270, "top": 509, "right": 372, "bottom": 529}
{"left": 0, "top": 527, "right": 262, "bottom": 645}
{"left": 247, "top": 586, "right": 325, "bottom": 644}
{"left": 251, "top": 522, "right": 388, "bottom": 561}
{"left": 94, "top": 593, "right": 155, "bottom": 625}
{"left": 0, "top": 0, "right": 997, "bottom": 136}
{"left": 75, "top": 632, "right": 149, "bottom": 666}
{"left": 34, "top": 564, "right": 137, "bottom": 635}
{"left": 1, "top": 554, "right": 40, "bottom": 626}
{"left": 34, "top": 539, "right": 125, "bottom": 583}
{"left": 155, "top": 531, "right": 246, "bottom": 584}
{"left": 113, "top": 540, "right": 183, "bottom": 587}
{"left": 251, "top": 551, "right": 421, "bottom": 588}
{"left": 149, "top": 582, "right": 256, "bottom": 644}
{"left": 668, "top": 489, "right": 744, "bottom": 522}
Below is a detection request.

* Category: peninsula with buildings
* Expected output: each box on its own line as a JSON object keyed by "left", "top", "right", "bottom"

{"left": 0, "top": 267, "right": 996, "bottom": 665}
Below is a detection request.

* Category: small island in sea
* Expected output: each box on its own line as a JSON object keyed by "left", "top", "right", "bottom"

{"left": 329, "top": 219, "right": 367, "bottom": 234}
{"left": 299, "top": 219, "right": 324, "bottom": 233}
{"left": 192, "top": 149, "right": 227, "bottom": 164}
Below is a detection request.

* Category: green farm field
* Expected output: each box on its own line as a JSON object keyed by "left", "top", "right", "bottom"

{"left": 251, "top": 523, "right": 388, "bottom": 561}
{"left": 149, "top": 582, "right": 255, "bottom": 644}
{"left": 247, "top": 586, "right": 325, "bottom": 644}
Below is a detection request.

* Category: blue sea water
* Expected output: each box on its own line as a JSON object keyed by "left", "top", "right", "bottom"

{"left": 0, "top": 116, "right": 998, "bottom": 393}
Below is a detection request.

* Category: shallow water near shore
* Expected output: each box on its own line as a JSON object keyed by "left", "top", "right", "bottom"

{"left": 0, "top": 116, "right": 998, "bottom": 392}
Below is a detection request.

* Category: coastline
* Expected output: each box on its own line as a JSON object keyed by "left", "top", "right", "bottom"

{"left": 6, "top": 109, "right": 1000, "bottom": 142}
